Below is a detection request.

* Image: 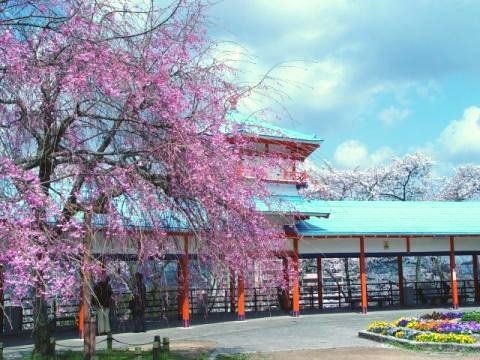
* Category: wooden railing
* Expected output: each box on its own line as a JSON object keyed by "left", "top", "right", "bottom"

{"left": 1, "top": 280, "right": 478, "bottom": 335}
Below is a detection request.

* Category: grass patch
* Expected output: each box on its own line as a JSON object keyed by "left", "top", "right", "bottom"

{"left": 389, "top": 339, "right": 480, "bottom": 354}
{"left": 25, "top": 349, "right": 198, "bottom": 360}
{"left": 216, "top": 355, "right": 250, "bottom": 360}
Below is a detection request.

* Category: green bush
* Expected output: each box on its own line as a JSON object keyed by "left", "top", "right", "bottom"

{"left": 461, "top": 311, "right": 480, "bottom": 323}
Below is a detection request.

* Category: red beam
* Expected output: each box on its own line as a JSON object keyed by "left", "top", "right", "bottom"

{"left": 449, "top": 236, "right": 459, "bottom": 309}
{"left": 359, "top": 236, "right": 368, "bottom": 314}
{"left": 301, "top": 234, "right": 480, "bottom": 239}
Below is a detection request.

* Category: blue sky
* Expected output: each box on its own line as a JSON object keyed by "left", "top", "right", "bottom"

{"left": 207, "top": 0, "right": 480, "bottom": 171}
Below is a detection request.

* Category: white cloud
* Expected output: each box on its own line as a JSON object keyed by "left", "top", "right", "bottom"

{"left": 333, "top": 140, "right": 368, "bottom": 168}
{"left": 378, "top": 106, "right": 410, "bottom": 126}
{"left": 369, "top": 146, "right": 396, "bottom": 165}
{"left": 334, "top": 140, "right": 394, "bottom": 168}
{"left": 273, "top": 60, "right": 348, "bottom": 111}
{"left": 438, "top": 106, "right": 480, "bottom": 157}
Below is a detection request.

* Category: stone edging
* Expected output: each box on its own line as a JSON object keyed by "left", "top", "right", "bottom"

{"left": 358, "top": 330, "right": 480, "bottom": 352}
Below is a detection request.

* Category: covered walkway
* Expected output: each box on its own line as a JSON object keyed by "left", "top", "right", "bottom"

{"left": 1, "top": 200, "right": 480, "bottom": 337}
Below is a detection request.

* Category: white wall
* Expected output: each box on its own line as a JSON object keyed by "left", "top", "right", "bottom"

{"left": 410, "top": 237, "right": 450, "bottom": 252}
{"left": 297, "top": 236, "right": 480, "bottom": 256}
{"left": 366, "top": 237, "right": 407, "bottom": 253}
{"left": 299, "top": 237, "right": 360, "bottom": 254}
{"left": 454, "top": 237, "right": 480, "bottom": 252}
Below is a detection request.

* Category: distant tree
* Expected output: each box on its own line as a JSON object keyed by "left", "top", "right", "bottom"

{"left": 439, "top": 165, "right": 480, "bottom": 201}
{"left": 308, "top": 153, "right": 434, "bottom": 201}
{"left": 378, "top": 153, "right": 434, "bottom": 201}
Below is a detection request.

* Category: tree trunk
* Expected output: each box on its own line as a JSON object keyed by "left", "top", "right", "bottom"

{"left": 33, "top": 295, "right": 50, "bottom": 356}
{"left": 33, "top": 256, "right": 51, "bottom": 356}
{"left": 415, "top": 257, "right": 422, "bottom": 283}
{"left": 344, "top": 258, "right": 352, "bottom": 300}
{"left": 83, "top": 212, "right": 96, "bottom": 360}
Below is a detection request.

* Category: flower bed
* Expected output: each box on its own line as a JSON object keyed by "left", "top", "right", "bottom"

{"left": 363, "top": 310, "right": 480, "bottom": 347}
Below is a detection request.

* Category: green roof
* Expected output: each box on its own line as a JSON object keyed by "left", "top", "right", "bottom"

{"left": 291, "top": 200, "right": 480, "bottom": 236}
{"left": 227, "top": 112, "right": 323, "bottom": 145}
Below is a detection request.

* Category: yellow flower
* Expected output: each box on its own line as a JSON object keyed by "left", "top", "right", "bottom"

{"left": 415, "top": 333, "right": 476, "bottom": 344}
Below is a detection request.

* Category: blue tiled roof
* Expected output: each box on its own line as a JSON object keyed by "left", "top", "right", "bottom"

{"left": 227, "top": 112, "right": 323, "bottom": 144}
{"left": 291, "top": 200, "right": 480, "bottom": 236}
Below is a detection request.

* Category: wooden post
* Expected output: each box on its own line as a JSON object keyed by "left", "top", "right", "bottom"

{"left": 135, "top": 347, "right": 142, "bottom": 360}
{"left": 473, "top": 255, "right": 480, "bottom": 304}
{"left": 162, "top": 337, "right": 170, "bottom": 353}
{"left": 397, "top": 256, "right": 404, "bottom": 306}
{"left": 229, "top": 270, "right": 236, "bottom": 313}
{"left": 237, "top": 273, "right": 245, "bottom": 320}
{"left": 359, "top": 236, "right": 368, "bottom": 314}
{"left": 49, "top": 337, "right": 56, "bottom": 357}
{"left": 316, "top": 257, "right": 323, "bottom": 309}
{"left": 292, "top": 238, "right": 300, "bottom": 317}
{"left": 107, "top": 332, "right": 113, "bottom": 351}
{"left": 0, "top": 342, "right": 3, "bottom": 360}
{"left": 179, "top": 236, "right": 190, "bottom": 328}
{"left": 153, "top": 336, "right": 160, "bottom": 360}
{"left": 449, "top": 236, "right": 459, "bottom": 309}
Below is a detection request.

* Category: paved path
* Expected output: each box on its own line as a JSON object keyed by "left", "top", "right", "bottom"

{"left": 4, "top": 307, "right": 480, "bottom": 357}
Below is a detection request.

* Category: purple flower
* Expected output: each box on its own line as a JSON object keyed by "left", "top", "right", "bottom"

{"left": 441, "top": 312, "right": 464, "bottom": 320}
{"left": 435, "top": 321, "right": 480, "bottom": 334}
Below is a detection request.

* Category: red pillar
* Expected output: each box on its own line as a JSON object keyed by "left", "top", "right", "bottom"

{"left": 78, "top": 274, "right": 85, "bottom": 338}
{"left": 359, "top": 236, "right": 368, "bottom": 314}
{"left": 282, "top": 257, "right": 291, "bottom": 311}
{"left": 449, "top": 236, "right": 459, "bottom": 309}
{"left": 473, "top": 255, "right": 480, "bottom": 304}
{"left": 237, "top": 273, "right": 245, "bottom": 320}
{"left": 180, "top": 236, "right": 190, "bottom": 327}
{"left": 229, "top": 270, "right": 236, "bottom": 313}
{"left": 317, "top": 257, "right": 323, "bottom": 309}
{"left": 397, "top": 256, "right": 404, "bottom": 306}
{"left": 292, "top": 238, "right": 300, "bottom": 317}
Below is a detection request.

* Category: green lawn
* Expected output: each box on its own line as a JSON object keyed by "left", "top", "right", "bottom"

{"left": 25, "top": 349, "right": 211, "bottom": 360}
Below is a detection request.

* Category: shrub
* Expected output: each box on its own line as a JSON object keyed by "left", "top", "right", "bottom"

{"left": 461, "top": 311, "right": 480, "bottom": 323}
